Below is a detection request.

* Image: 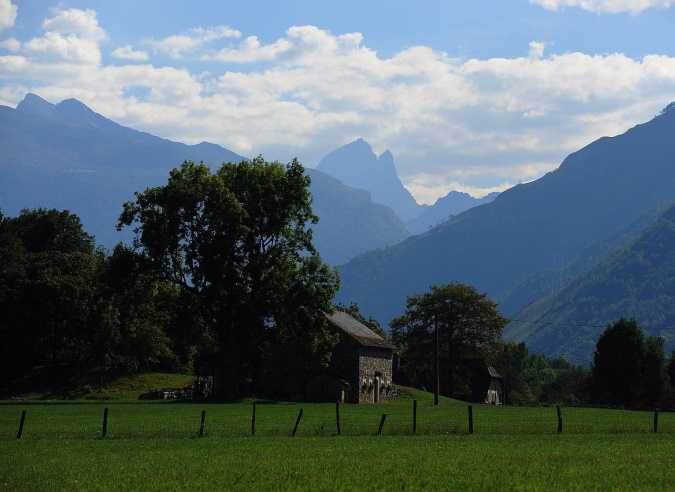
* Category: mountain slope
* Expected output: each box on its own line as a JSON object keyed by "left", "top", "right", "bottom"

{"left": 316, "top": 138, "right": 424, "bottom": 221}
{"left": 505, "top": 201, "right": 675, "bottom": 363}
{"left": 0, "top": 94, "right": 409, "bottom": 264}
{"left": 498, "top": 202, "right": 673, "bottom": 316}
{"left": 306, "top": 169, "right": 409, "bottom": 264}
{"left": 336, "top": 103, "right": 675, "bottom": 326}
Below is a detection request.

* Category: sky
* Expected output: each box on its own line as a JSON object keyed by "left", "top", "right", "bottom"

{"left": 1, "top": 1, "right": 674, "bottom": 204}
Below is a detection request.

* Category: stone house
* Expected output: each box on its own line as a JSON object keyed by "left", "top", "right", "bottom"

{"left": 306, "top": 311, "right": 395, "bottom": 403}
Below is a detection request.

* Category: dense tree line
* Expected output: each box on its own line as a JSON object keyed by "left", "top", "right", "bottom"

{"left": 591, "top": 317, "right": 673, "bottom": 408}
{"left": 0, "top": 208, "right": 203, "bottom": 390}
{"left": 499, "top": 342, "right": 591, "bottom": 406}
{"left": 1, "top": 157, "right": 339, "bottom": 398}
{"left": 390, "top": 285, "right": 675, "bottom": 409}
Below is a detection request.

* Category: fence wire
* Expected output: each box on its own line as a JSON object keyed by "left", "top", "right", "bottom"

{"left": 2, "top": 401, "right": 674, "bottom": 440}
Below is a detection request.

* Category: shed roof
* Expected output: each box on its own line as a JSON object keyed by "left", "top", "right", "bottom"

{"left": 327, "top": 311, "right": 394, "bottom": 350}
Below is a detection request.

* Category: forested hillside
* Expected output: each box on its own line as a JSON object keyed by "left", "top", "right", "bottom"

{"left": 506, "top": 202, "right": 675, "bottom": 363}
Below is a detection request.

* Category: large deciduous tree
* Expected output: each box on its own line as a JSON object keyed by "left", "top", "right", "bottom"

{"left": 0, "top": 208, "right": 100, "bottom": 370}
{"left": 390, "top": 282, "right": 508, "bottom": 401}
{"left": 118, "top": 157, "right": 339, "bottom": 397}
{"left": 592, "top": 317, "right": 670, "bottom": 408}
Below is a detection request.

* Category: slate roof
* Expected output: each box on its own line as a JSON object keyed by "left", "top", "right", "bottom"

{"left": 327, "top": 311, "right": 395, "bottom": 350}
{"left": 487, "top": 366, "right": 503, "bottom": 379}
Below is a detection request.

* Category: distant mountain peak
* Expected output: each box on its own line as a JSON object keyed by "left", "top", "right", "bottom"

{"left": 15, "top": 93, "right": 162, "bottom": 143}
{"left": 378, "top": 149, "right": 394, "bottom": 164}
{"left": 16, "top": 93, "right": 56, "bottom": 119}
{"left": 55, "top": 98, "right": 102, "bottom": 127}
{"left": 18, "top": 93, "right": 106, "bottom": 128}
{"left": 376, "top": 149, "right": 397, "bottom": 176}
{"left": 405, "top": 190, "right": 499, "bottom": 234}
{"left": 20, "top": 93, "right": 51, "bottom": 105}
{"left": 317, "top": 138, "right": 424, "bottom": 221}
{"left": 346, "top": 138, "right": 373, "bottom": 152}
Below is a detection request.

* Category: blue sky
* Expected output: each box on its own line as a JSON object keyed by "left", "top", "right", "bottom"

{"left": 1, "top": 0, "right": 675, "bottom": 203}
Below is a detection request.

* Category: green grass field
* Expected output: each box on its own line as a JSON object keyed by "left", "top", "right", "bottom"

{"left": 2, "top": 387, "right": 675, "bottom": 490}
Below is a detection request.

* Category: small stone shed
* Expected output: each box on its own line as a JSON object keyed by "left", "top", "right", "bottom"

{"left": 485, "top": 366, "right": 504, "bottom": 405}
{"left": 306, "top": 311, "right": 395, "bottom": 403}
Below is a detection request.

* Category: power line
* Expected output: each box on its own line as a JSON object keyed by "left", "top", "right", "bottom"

{"left": 508, "top": 318, "right": 675, "bottom": 332}
{"left": 507, "top": 318, "right": 608, "bottom": 329}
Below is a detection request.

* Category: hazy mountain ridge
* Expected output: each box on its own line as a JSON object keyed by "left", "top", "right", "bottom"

{"left": 0, "top": 94, "right": 409, "bottom": 264}
{"left": 337, "top": 103, "right": 675, "bottom": 326}
{"left": 17, "top": 93, "right": 160, "bottom": 144}
{"left": 316, "top": 138, "right": 425, "bottom": 222}
{"left": 406, "top": 191, "right": 499, "bottom": 234}
{"left": 505, "top": 201, "right": 675, "bottom": 364}
{"left": 306, "top": 169, "right": 409, "bottom": 264}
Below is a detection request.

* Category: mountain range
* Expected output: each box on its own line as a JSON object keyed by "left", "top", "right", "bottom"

{"left": 0, "top": 94, "right": 413, "bottom": 265}
{"left": 406, "top": 191, "right": 498, "bottom": 234}
{"left": 336, "top": 102, "right": 675, "bottom": 336}
{"left": 0, "top": 94, "right": 496, "bottom": 265}
{"left": 315, "top": 138, "right": 498, "bottom": 233}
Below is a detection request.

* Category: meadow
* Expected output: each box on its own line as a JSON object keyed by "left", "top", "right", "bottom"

{"left": 2, "top": 389, "right": 675, "bottom": 490}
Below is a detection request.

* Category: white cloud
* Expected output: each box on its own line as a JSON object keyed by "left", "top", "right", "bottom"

{"left": 0, "top": 0, "right": 17, "bottom": 33}
{"left": 23, "top": 8, "right": 105, "bottom": 64}
{"left": 0, "top": 53, "right": 26, "bottom": 72}
{"left": 530, "top": 0, "right": 674, "bottom": 13}
{"left": 205, "top": 35, "right": 292, "bottom": 63}
{"left": 147, "top": 25, "right": 240, "bottom": 59}
{"left": 4, "top": 20, "right": 675, "bottom": 204}
{"left": 528, "top": 41, "right": 546, "bottom": 60}
{"left": 206, "top": 26, "right": 367, "bottom": 66}
{"left": 0, "top": 36, "right": 19, "bottom": 51}
{"left": 111, "top": 44, "right": 148, "bottom": 61}
{"left": 42, "top": 7, "right": 106, "bottom": 40}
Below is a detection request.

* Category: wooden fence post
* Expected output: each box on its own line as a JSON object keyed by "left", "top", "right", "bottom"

{"left": 102, "top": 407, "right": 108, "bottom": 438}
{"left": 335, "top": 402, "right": 341, "bottom": 435}
{"left": 654, "top": 410, "right": 659, "bottom": 433}
{"left": 557, "top": 405, "right": 563, "bottom": 434}
{"left": 292, "top": 409, "right": 303, "bottom": 437}
{"left": 199, "top": 410, "right": 206, "bottom": 438}
{"left": 378, "top": 413, "right": 387, "bottom": 435}
{"left": 413, "top": 400, "right": 417, "bottom": 435}
{"left": 252, "top": 401, "right": 257, "bottom": 436}
{"left": 468, "top": 405, "right": 473, "bottom": 434}
{"left": 16, "top": 410, "right": 26, "bottom": 439}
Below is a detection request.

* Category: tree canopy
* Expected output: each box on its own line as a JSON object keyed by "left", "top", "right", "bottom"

{"left": 390, "top": 282, "right": 508, "bottom": 401}
{"left": 592, "top": 317, "right": 670, "bottom": 408}
{"left": 0, "top": 208, "right": 99, "bottom": 370}
{"left": 118, "top": 157, "right": 339, "bottom": 397}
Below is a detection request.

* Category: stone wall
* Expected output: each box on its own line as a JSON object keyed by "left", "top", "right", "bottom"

{"left": 357, "top": 347, "right": 395, "bottom": 403}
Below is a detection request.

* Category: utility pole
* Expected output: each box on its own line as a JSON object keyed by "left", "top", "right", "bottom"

{"left": 434, "top": 311, "right": 439, "bottom": 406}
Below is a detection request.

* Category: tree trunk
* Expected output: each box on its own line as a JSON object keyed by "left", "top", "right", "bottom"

{"left": 216, "top": 339, "right": 240, "bottom": 400}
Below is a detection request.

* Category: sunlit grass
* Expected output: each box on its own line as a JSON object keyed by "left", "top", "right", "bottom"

{"left": 2, "top": 394, "right": 674, "bottom": 440}
{"left": 2, "top": 434, "right": 675, "bottom": 491}
{"left": 2, "top": 392, "right": 675, "bottom": 490}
